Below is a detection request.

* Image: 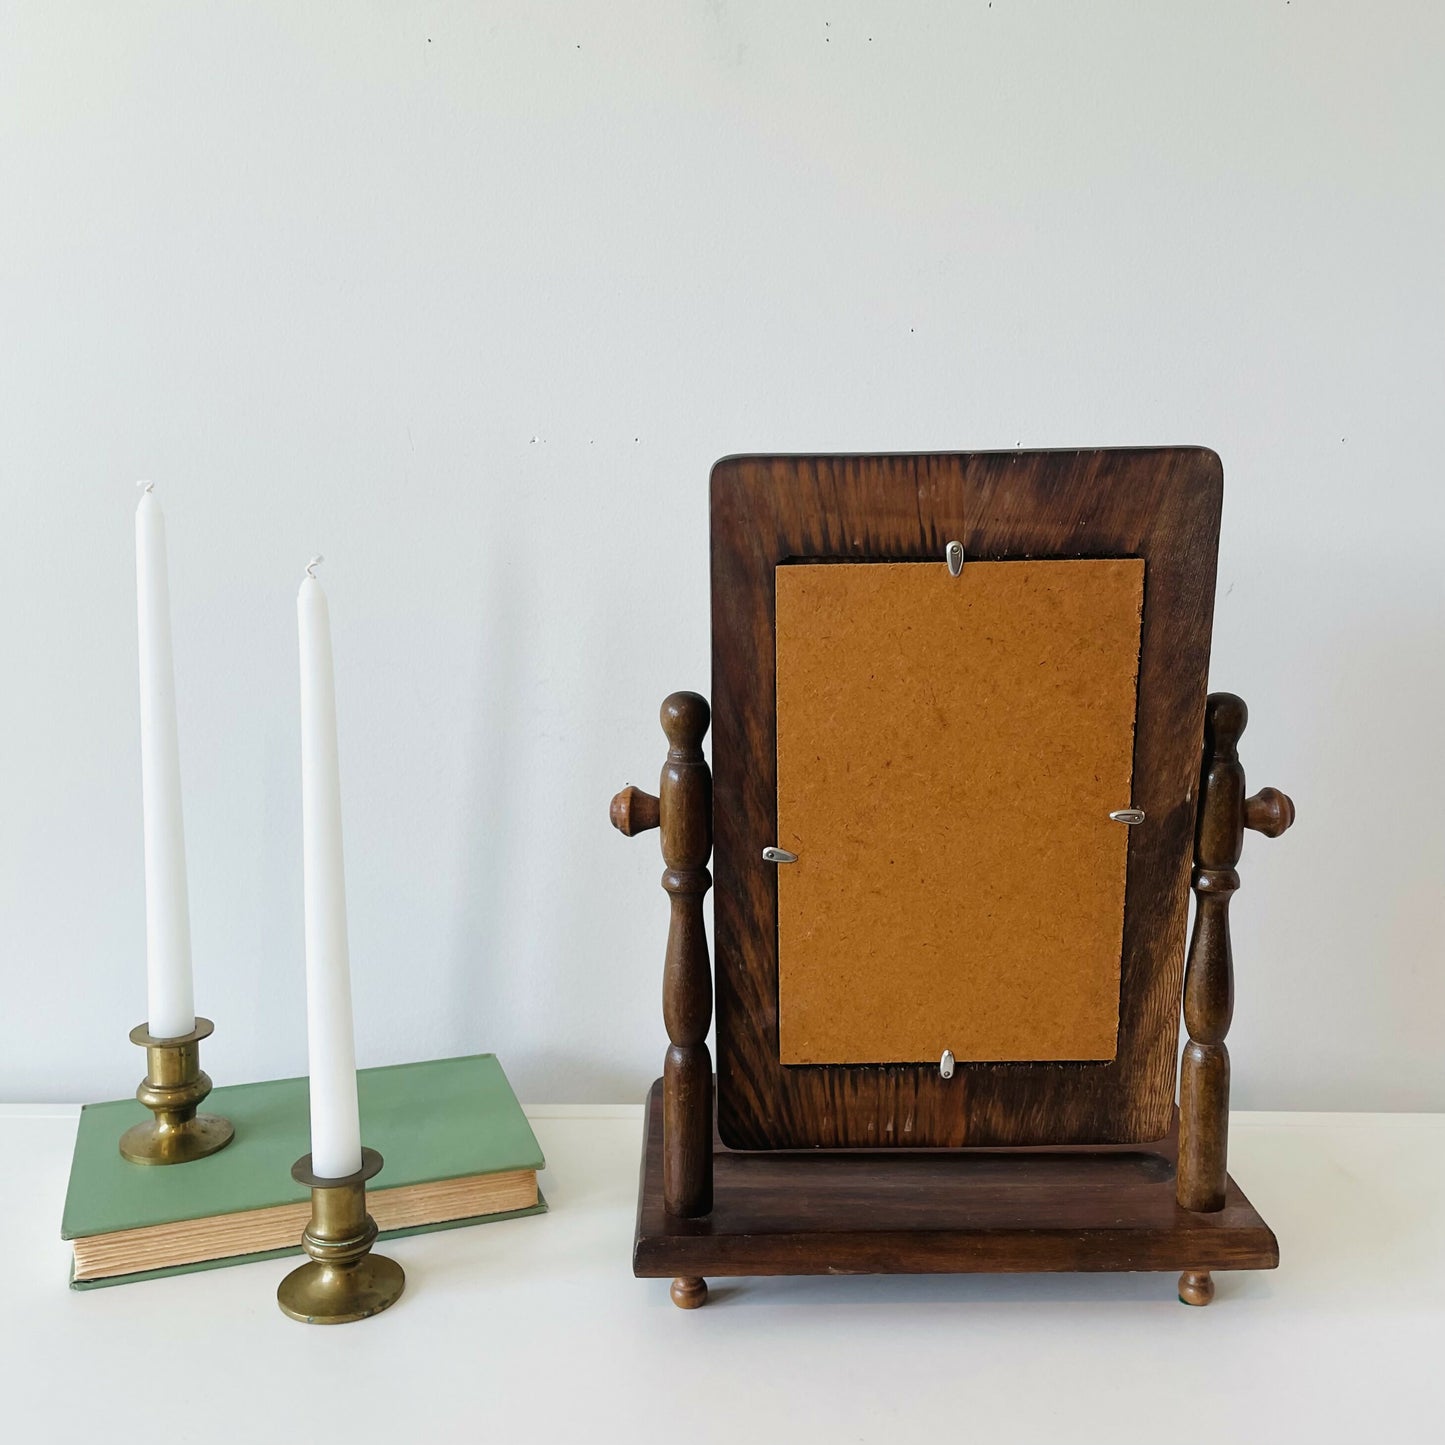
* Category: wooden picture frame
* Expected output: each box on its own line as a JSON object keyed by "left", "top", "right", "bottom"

{"left": 710, "top": 448, "right": 1223, "bottom": 1149}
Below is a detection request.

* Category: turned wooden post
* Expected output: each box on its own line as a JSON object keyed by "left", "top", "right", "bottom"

{"left": 610, "top": 692, "right": 714, "bottom": 1215}
{"left": 657, "top": 691, "right": 714, "bottom": 1224}
{"left": 1177, "top": 692, "right": 1294, "bottom": 1304}
{"left": 610, "top": 692, "right": 714, "bottom": 1308}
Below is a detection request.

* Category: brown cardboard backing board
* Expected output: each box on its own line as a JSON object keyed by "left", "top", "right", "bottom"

{"left": 710, "top": 449, "right": 1223, "bottom": 1150}
{"left": 776, "top": 558, "right": 1144, "bottom": 1065}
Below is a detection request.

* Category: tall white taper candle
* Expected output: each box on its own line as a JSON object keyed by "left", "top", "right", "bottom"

{"left": 135, "top": 483, "right": 196, "bottom": 1040}
{"left": 297, "top": 557, "right": 363, "bottom": 1179}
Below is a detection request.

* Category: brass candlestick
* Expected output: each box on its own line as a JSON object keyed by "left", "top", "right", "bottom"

{"left": 119, "top": 1016, "right": 236, "bottom": 1165}
{"left": 277, "top": 1148, "right": 406, "bottom": 1324}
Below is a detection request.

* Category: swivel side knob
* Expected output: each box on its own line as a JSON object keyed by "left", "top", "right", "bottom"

{"left": 610, "top": 784, "right": 660, "bottom": 836}
{"left": 1244, "top": 786, "right": 1295, "bottom": 838}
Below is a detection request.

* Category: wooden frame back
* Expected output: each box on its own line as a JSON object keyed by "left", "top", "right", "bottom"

{"left": 710, "top": 448, "right": 1223, "bottom": 1149}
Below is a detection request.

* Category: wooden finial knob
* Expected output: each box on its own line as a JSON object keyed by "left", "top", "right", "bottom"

{"left": 1205, "top": 692, "right": 1248, "bottom": 747}
{"left": 1244, "top": 786, "right": 1295, "bottom": 838}
{"left": 610, "top": 785, "right": 660, "bottom": 836}
{"left": 1178, "top": 1270, "right": 1215, "bottom": 1306}
{"left": 670, "top": 1275, "right": 708, "bottom": 1309}
{"left": 661, "top": 691, "right": 710, "bottom": 749}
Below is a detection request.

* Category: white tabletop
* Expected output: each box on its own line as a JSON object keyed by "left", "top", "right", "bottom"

{"left": 3, "top": 1104, "right": 1440, "bottom": 1444}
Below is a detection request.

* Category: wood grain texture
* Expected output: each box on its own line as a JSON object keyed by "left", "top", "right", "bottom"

{"left": 610, "top": 784, "right": 659, "bottom": 837}
{"left": 711, "top": 449, "right": 1224, "bottom": 1149}
{"left": 632, "top": 1080, "right": 1278, "bottom": 1281}
{"left": 1178, "top": 1269, "right": 1216, "bottom": 1306}
{"left": 658, "top": 692, "right": 714, "bottom": 1218}
{"left": 1177, "top": 694, "right": 1296, "bottom": 1213}
{"left": 669, "top": 1275, "right": 708, "bottom": 1309}
{"left": 1177, "top": 693, "right": 1244, "bottom": 1213}
{"left": 1244, "top": 786, "right": 1295, "bottom": 838}
{"left": 775, "top": 558, "right": 1143, "bottom": 1065}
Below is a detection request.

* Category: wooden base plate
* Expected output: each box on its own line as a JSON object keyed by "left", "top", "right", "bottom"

{"left": 634, "top": 1081, "right": 1277, "bottom": 1283}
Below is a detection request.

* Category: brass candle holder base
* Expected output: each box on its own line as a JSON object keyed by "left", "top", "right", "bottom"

{"left": 277, "top": 1148, "right": 405, "bottom": 1325}
{"left": 119, "top": 1017, "right": 236, "bottom": 1165}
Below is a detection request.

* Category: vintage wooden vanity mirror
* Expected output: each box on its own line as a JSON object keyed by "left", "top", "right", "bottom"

{"left": 609, "top": 448, "right": 1294, "bottom": 1309}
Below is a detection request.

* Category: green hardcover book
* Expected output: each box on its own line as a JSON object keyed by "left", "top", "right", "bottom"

{"left": 62, "top": 1053, "right": 546, "bottom": 1288}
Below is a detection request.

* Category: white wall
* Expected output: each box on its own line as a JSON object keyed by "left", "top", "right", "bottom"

{"left": 2, "top": 2, "right": 1441, "bottom": 1110}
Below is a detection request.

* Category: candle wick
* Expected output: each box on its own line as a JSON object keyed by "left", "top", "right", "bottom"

{"left": 306, "top": 555, "right": 324, "bottom": 579}
{"left": 137, "top": 480, "right": 155, "bottom": 494}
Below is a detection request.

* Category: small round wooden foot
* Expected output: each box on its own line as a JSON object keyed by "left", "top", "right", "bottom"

{"left": 1178, "top": 1270, "right": 1215, "bottom": 1306}
{"left": 670, "top": 1275, "right": 708, "bottom": 1309}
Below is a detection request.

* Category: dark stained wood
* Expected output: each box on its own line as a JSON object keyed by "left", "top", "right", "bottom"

{"left": 1177, "top": 694, "right": 1244, "bottom": 1214}
{"left": 1178, "top": 1269, "right": 1216, "bottom": 1306}
{"left": 669, "top": 1276, "right": 708, "bottom": 1309}
{"left": 710, "top": 448, "right": 1225, "bottom": 1149}
{"left": 633, "top": 1081, "right": 1278, "bottom": 1285}
{"left": 1177, "top": 694, "right": 1295, "bottom": 1222}
{"left": 609, "top": 696, "right": 716, "bottom": 1220}
{"left": 610, "top": 784, "right": 659, "bottom": 837}
{"left": 1245, "top": 786, "right": 1295, "bottom": 839}
{"left": 658, "top": 693, "right": 714, "bottom": 1218}
{"left": 611, "top": 454, "right": 1291, "bottom": 1306}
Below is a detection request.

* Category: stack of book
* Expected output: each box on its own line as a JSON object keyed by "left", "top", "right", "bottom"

{"left": 62, "top": 1053, "right": 545, "bottom": 1288}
